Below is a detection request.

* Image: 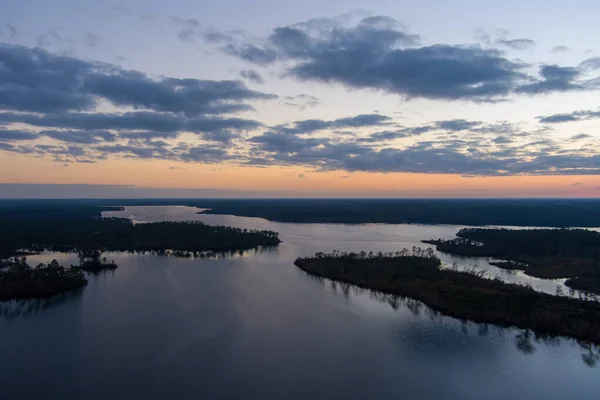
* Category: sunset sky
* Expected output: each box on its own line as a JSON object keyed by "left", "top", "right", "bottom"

{"left": 2, "top": 0, "right": 600, "bottom": 198}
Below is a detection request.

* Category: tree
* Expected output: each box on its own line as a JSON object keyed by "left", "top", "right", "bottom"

{"left": 78, "top": 249, "right": 102, "bottom": 266}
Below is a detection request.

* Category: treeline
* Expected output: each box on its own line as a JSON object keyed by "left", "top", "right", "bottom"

{"left": 0, "top": 217, "right": 281, "bottom": 256}
{"left": 310, "top": 247, "right": 437, "bottom": 260}
{"left": 5, "top": 198, "right": 600, "bottom": 227}
{"left": 425, "top": 228, "right": 600, "bottom": 294}
{"left": 188, "top": 198, "right": 600, "bottom": 227}
{"left": 295, "top": 249, "right": 600, "bottom": 344}
{"left": 0, "top": 257, "right": 87, "bottom": 300}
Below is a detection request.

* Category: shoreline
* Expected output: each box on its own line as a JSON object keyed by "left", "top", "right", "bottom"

{"left": 295, "top": 252, "right": 600, "bottom": 344}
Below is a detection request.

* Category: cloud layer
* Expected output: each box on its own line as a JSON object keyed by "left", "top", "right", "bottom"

{"left": 1, "top": 26, "right": 600, "bottom": 176}
{"left": 201, "top": 16, "right": 600, "bottom": 101}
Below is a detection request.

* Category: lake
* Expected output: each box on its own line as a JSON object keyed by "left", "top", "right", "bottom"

{"left": 1, "top": 206, "right": 598, "bottom": 399}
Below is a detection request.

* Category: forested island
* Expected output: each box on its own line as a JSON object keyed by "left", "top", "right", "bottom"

{"left": 424, "top": 228, "right": 600, "bottom": 294}
{"left": 0, "top": 257, "right": 87, "bottom": 300}
{"left": 0, "top": 205, "right": 281, "bottom": 257}
{"left": 295, "top": 249, "right": 600, "bottom": 344}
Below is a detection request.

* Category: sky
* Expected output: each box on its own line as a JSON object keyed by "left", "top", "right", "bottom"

{"left": 1, "top": 0, "right": 600, "bottom": 198}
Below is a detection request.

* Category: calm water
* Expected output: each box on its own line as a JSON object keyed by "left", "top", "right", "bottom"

{"left": 1, "top": 206, "right": 598, "bottom": 399}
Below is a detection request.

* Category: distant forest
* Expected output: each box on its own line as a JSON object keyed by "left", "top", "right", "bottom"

{"left": 425, "top": 228, "right": 600, "bottom": 294}
{"left": 0, "top": 204, "right": 280, "bottom": 257}
{"left": 3, "top": 199, "right": 600, "bottom": 227}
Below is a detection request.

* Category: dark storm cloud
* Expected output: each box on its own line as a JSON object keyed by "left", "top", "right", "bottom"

{"left": 538, "top": 109, "right": 600, "bottom": 123}
{"left": 496, "top": 38, "right": 536, "bottom": 50}
{"left": 239, "top": 69, "right": 265, "bottom": 84}
{"left": 0, "top": 44, "right": 276, "bottom": 116}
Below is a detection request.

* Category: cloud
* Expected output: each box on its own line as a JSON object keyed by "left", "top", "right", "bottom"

{"left": 223, "top": 43, "right": 279, "bottom": 65}
{"left": 0, "top": 44, "right": 276, "bottom": 116}
{"left": 579, "top": 57, "right": 600, "bottom": 72}
{"left": 436, "top": 119, "right": 482, "bottom": 131}
{"left": 273, "top": 113, "right": 392, "bottom": 135}
{"left": 82, "top": 32, "right": 102, "bottom": 48}
{"left": 517, "top": 64, "right": 595, "bottom": 94}
{"left": 538, "top": 109, "right": 600, "bottom": 123}
{"left": 5, "top": 24, "right": 17, "bottom": 40}
{"left": 210, "top": 16, "right": 539, "bottom": 101}
{"left": 40, "top": 129, "right": 117, "bottom": 144}
{"left": 207, "top": 16, "right": 600, "bottom": 101}
{"left": 496, "top": 38, "right": 536, "bottom": 50}
{"left": 569, "top": 133, "right": 592, "bottom": 141}
{"left": 282, "top": 94, "right": 320, "bottom": 110}
{"left": 0, "top": 129, "right": 38, "bottom": 141}
{"left": 357, "top": 130, "right": 409, "bottom": 143}
{"left": 171, "top": 16, "right": 201, "bottom": 42}
{"left": 551, "top": 45, "right": 570, "bottom": 53}
{"left": 239, "top": 69, "right": 265, "bottom": 84}
{"left": 178, "top": 29, "right": 196, "bottom": 43}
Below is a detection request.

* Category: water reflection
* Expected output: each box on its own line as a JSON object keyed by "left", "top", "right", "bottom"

{"left": 0, "top": 288, "right": 83, "bottom": 318}
{"left": 0, "top": 205, "right": 597, "bottom": 399}
{"left": 317, "top": 271, "right": 600, "bottom": 368}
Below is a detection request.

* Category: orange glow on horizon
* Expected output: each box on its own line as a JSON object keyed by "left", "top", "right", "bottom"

{"left": 1, "top": 152, "right": 599, "bottom": 197}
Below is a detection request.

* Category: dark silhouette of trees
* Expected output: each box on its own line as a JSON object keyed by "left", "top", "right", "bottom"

{"left": 0, "top": 215, "right": 281, "bottom": 257}
{"left": 188, "top": 198, "right": 600, "bottom": 227}
{"left": 0, "top": 257, "right": 87, "bottom": 300}
{"left": 425, "top": 228, "right": 600, "bottom": 294}
{"left": 295, "top": 248, "right": 600, "bottom": 344}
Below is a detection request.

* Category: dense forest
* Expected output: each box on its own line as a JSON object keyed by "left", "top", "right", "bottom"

{"left": 193, "top": 198, "right": 600, "bottom": 227}
{"left": 425, "top": 228, "right": 600, "bottom": 294}
{"left": 4, "top": 198, "right": 600, "bottom": 227}
{"left": 295, "top": 249, "right": 600, "bottom": 344}
{"left": 0, "top": 216, "right": 281, "bottom": 257}
{"left": 0, "top": 257, "right": 87, "bottom": 300}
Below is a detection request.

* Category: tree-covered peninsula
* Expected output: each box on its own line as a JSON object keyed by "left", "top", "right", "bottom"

{"left": 424, "top": 228, "right": 600, "bottom": 294}
{"left": 295, "top": 249, "right": 600, "bottom": 344}
{"left": 0, "top": 257, "right": 87, "bottom": 300}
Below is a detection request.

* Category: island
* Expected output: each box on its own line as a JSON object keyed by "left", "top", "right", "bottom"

{"left": 294, "top": 249, "right": 600, "bottom": 344}
{"left": 0, "top": 204, "right": 281, "bottom": 257}
{"left": 0, "top": 257, "right": 87, "bottom": 300}
{"left": 0, "top": 203, "right": 280, "bottom": 299}
{"left": 424, "top": 228, "right": 600, "bottom": 294}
